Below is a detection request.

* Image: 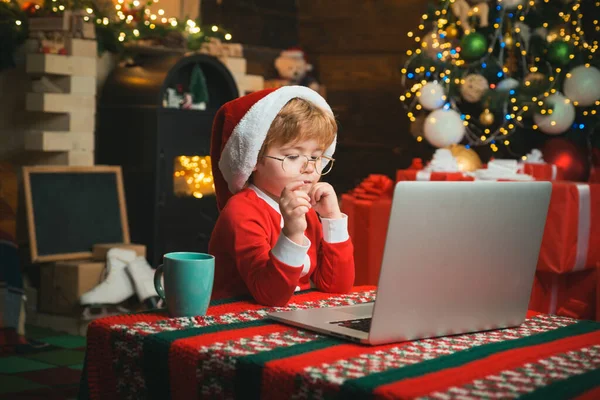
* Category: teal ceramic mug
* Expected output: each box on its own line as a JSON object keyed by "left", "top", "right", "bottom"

{"left": 154, "top": 252, "right": 215, "bottom": 317}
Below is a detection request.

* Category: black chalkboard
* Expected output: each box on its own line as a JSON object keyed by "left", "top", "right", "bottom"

{"left": 23, "top": 166, "right": 130, "bottom": 262}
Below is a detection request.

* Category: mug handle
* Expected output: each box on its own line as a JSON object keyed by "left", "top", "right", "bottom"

{"left": 154, "top": 264, "right": 166, "bottom": 303}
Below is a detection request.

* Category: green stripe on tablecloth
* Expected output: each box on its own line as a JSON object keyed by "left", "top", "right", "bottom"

{"left": 143, "top": 319, "right": 271, "bottom": 400}
{"left": 339, "top": 320, "right": 600, "bottom": 399}
{"left": 234, "top": 337, "right": 342, "bottom": 400}
{"left": 521, "top": 368, "right": 600, "bottom": 400}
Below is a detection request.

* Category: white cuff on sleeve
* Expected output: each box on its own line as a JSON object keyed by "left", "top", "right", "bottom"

{"left": 272, "top": 233, "right": 311, "bottom": 267}
{"left": 321, "top": 213, "right": 350, "bottom": 243}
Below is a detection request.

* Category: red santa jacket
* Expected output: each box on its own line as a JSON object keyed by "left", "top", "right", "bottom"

{"left": 209, "top": 185, "right": 355, "bottom": 306}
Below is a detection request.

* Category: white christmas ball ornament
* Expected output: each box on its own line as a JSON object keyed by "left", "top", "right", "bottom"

{"left": 533, "top": 93, "right": 576, "bottom": 135}
{"left": 418, "top": 82, "right": 446, "bottom": 110}
{"left": 563, "top": 65, "right": 600, "bottom": 107}
{"left": 460, "top": 74, "right": 489, "bottom": 103}
{"left": 423, "top": 108, "right": 466, "bottom": 148}
{"left": 496, "top": 78, "right": 519, "bottom": 92}
{"left": 500, "top": 0, "right": 525, "bottom": 10}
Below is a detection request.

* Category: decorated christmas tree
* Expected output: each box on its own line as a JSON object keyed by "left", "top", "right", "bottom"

{"left": 400, "top": 0, "right": 600, "bottom": 180}
{"left": 189, "top": 64, "right": 209, "bottom": 110}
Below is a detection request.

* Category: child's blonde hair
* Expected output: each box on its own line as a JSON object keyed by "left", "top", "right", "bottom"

{"left": 258, "top": 98, "right": 337, "bottom": 159}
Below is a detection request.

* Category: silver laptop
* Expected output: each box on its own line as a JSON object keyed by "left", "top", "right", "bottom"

{"left": 269, "top": 181, "right": 552, "bottom": 345}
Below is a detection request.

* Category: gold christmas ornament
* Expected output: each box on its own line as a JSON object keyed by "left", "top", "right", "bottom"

{"left": 479, "top": 109, "right": 495, "bottom": 125}
{"left": 503, "top": 32, "right": 514, "bottom": 48}
{"left": 446, "top": 24, "right": 458, "bottom": 39}
{"left": 449, "top": 144, "right": 483, "bottom": 172}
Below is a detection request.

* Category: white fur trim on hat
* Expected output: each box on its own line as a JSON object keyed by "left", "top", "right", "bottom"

{"left": 218, "top": 86, "right": 337, "bottom": 194}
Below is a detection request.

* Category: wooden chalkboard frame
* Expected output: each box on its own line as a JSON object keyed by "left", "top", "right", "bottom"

{"left": 23, "top": 165, "right": 130, "bottom": 263}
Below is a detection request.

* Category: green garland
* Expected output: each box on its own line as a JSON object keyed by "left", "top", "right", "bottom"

{"left": 0, "top": 0, "right": 231, "bottom": 70}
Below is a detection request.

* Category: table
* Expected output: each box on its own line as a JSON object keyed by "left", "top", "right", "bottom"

{"left": 79, "top": 287, "right": 600, "bottom": 399}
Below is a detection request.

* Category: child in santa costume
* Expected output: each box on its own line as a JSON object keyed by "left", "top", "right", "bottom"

{"left": 209, "top": 86, "right": 355, "bottom": 306}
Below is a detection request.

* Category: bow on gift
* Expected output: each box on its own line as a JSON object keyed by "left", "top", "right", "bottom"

{"left": 451, "top": 0, "right": 490, "bottom": 33}
{"left": 351, "top": 174, "right": 394, "bottom": 201}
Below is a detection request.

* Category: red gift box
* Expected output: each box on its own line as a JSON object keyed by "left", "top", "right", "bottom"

{"left": 519, "top": 162, "right": 563, "bottom": 181}
{"left": 396, "top": 169, "right": 474, "bottom": 182}
{"left": 590, "top": 167, "right": 600, "bottom": 184}
{"left": 341, "top": 175, "right": 393, "bottom": 286}
{"left": 597, "top": 263, "right": 600, "bottom": 322}
{"left": 528, "top": 268, "right": 598, "bottom": 321}
{"left": 537, "top": 183, "right": 600, "bottom": 274}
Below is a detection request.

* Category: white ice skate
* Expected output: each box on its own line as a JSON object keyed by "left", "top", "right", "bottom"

{"left": 80, "top": 248, "right": 137, "bottom": 320}
{"left": 126, "top": 256, "right": 163, "bottom": 309}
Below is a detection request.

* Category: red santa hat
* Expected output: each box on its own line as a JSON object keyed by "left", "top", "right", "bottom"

{"left": 210, "top": 86, "right": 336, "bottom": 210}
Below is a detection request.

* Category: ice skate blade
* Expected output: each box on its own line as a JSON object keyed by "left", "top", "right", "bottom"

{"left": 81, "top": 305, "right": 130, "bottom": 321}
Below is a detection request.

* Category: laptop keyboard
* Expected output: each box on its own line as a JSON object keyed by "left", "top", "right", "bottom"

{"left": 330, "top": 317, "right": 372, "bottom": 333}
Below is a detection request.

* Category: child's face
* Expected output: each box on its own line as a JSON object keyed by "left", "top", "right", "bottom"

{"left": 253, "top": 139, "right": 324, "bottom": 199}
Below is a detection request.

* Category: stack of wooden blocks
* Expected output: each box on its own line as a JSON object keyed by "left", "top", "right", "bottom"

{"left": 24, "top": 11, "right": 97, "bottom": 166}
{"left": 199, "top": 38, "right": 264, "bottom": 96}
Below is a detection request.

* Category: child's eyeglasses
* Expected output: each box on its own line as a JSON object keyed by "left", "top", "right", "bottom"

{"left": 263, "top": 155, "right": 335, "bottom": 176}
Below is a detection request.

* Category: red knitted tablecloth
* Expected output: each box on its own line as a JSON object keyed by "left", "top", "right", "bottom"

{"left": 79, "top": 287, "right": 600, "bottom": 399}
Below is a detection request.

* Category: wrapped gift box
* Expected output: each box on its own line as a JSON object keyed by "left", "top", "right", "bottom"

{"left": 519, "top": 162, "right": 563, "bottom": 181}
{"left": 396, "top": 169, "right": 474, "bottom": 182}
{"left": 353, "top": 173, "right": 599, "bottom": 277}
{"left": 537, "top": 182, "right": 600, "bottom": 274}
{"left": 341, "top": 175, "right": 393, "bottom": 286}
{"left": 590, "top": 167, "right": 600, "bottom": 184}
{"left": 528, "top": 268, "right": 598, "bottom": 321}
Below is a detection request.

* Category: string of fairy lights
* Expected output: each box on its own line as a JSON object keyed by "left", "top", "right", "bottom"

{"left": 399, "top": 0, "right": 600, "bottom": 156}
{"left": 7, "top": 0, "right": 233, "bottom": 49}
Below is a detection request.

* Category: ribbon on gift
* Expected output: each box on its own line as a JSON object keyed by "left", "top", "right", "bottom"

{"left": 424, "top": 149, "right": 460, "bottom": 172}
{"left": 518, "top": 149, "right": 558, "bottom": 180}
{"left": 351, "top": 175, "right": 394, "bottom": 201}
{"left": 475, "top": 159, "right": 534, "bottom": 181}
{"left": 545, "top": 268, "right": 597, "bottom": 320}
{"left": 573, "top": 184, "right": 591, "bottom": 271}
{"left": 451, "top": 0, "right": 489, "bottom": 33}
{"left": 417, "top": 149, "right": 462, "bottom": 180}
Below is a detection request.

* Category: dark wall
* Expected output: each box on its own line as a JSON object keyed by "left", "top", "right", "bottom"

{"left": 298, "top": 0, "right": 431, "bottom": 193}
{"left": 202, "top": 0, "right": 431, "bottom": 194}
{"left": 201, "top": 0, "right": 299, "bottom": 49}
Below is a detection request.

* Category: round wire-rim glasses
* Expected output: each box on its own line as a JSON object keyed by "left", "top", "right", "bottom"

{"left": 263, "top": 155, "right": 335, "bottom": 176}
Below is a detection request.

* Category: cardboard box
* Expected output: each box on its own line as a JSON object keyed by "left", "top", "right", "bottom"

{"left": 92, "top": 243, "right": 146, "bottom": 261}
{"left": 39, "top": 260, "right": 105, "bottom": 315}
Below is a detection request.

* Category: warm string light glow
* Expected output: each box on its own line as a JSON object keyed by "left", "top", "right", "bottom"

{"left": 400, "top": 0, "right": 599, "bottom": 153}
{"left": 41, "top": 0, "right": 232, "bottom": 45}
{"left": 174, "top": 156, "right": 215, "bottom": 199}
